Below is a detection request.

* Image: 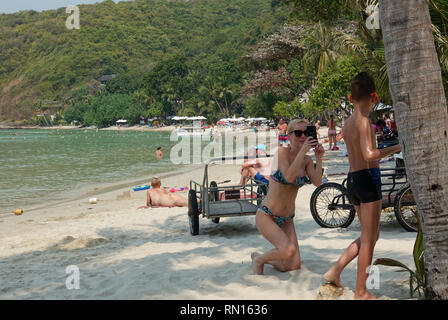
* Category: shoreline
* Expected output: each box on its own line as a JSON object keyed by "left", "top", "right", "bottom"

{"left": 1, "top": 130, "right": 279, "bottom": 218}
{"left": 0, "top": 125, "right": 176, "bottom": 132}
{"left": 1, "top": 162, "right": 204, "bottom": 218}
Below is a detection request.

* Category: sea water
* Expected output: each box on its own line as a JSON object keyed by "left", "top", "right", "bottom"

{"left": 0, "top": 129, "right": 187, "bottom": 215}
{"left": 0, "top": 128, "right": 266, "bottom": 215}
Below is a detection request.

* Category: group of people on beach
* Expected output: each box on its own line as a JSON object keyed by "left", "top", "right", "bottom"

{"left": 251, "top": 72, "right": 401, "bottom": 300}
{"left": 139, "top": 72, "right": 400, "bottom": 299}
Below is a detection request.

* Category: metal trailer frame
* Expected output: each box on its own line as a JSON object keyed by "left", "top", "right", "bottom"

{"left": 187, "top": 155, "right": 271, "bottom": 235}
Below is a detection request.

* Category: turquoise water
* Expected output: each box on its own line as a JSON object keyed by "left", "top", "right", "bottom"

{"left": 0, "top": 128, "right": 272, "bottom": 215}
{"left": 0, "top": 129, "right": 192, "bottom": 215}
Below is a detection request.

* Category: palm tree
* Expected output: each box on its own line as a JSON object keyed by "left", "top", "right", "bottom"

{"left": 301, "top": 22, "right": 340, "bottom": 78}
{"left": 337, "top": 0, "right": 448, "bottom": 104}
{"left": 380, "top": 0, "right": 448, "bottom": 300}
{"left": 335, "top": 1, "right": 392, "bottom": 103}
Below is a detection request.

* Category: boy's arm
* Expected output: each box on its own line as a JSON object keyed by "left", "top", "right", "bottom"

{"left": 359, "top": 118, "right": 401, "bottom": 161}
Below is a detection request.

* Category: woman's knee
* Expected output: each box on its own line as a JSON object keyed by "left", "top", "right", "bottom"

{"left": 284, "top": 252, "right": 301, "bottom": 271}
{"left": 281, "top": 243, "right": 298, "bottom": 259}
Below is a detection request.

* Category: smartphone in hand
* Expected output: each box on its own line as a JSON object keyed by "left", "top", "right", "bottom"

{"left": 306, "top": 126, "right": 318, "bottom": 146}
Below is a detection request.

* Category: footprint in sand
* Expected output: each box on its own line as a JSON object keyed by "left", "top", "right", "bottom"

{"left": 56, "top": 236, "right": 111, "bottom": 250}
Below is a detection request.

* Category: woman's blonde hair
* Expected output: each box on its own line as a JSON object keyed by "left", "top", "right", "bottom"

{"left": 287, "top": 118, "right": 309, "bottom": 134}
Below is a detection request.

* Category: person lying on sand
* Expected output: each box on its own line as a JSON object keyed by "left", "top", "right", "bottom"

{"left": 137, "top": 177, "right": 188, "bottom": 209}
{"left": 239, "top": 144, "right": 271, "bottom": 185}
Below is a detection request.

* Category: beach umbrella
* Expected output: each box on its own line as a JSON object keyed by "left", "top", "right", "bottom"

{"left": 172, "top": 116, "right": 188, "bottom": 120}
{"left": 187, "top": 116, "right": 207, "bottom": 121}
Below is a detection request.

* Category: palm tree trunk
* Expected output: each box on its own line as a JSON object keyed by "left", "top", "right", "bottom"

{"left": 380, "top": 0, "right": 448, "bottom": 299}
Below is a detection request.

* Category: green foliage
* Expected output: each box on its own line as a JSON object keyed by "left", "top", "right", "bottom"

{"left": 301, "top": 23, "right": 340, "bottom": 78}
{"left": 146, "top": 101, "right": 164, "bottom": 118}
{"left": 308, "top": 56, "right": 361, "bottom": 118}
{"left": 0, "top": 0, "right": 288, "bottom": 121}
{"left": 272, "top": 0, "right": 353, "bottom": 23}
{"left": 244, "top": 94, "right": 277, "bottom": 118}
{"left": 273, "top": 97, "right": 303, "bottom": 119}
{"left": 64, "top": 93, "right": 140, "bottom": 127}
{"left": 286, "top": 59, "right": 314, "bottom": 95}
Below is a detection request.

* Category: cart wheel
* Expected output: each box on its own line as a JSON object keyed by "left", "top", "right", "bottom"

{"left": 394, "top": 184, "right": 418, "bottom": 232}
{"left": 212, "top": 218, "right": 220, "bottom": 224}
{"left": 188, "top": 189, "right": 199, "bottom": 235}
{"left": 310, "top": 182, "right": 356, "bottom": 228}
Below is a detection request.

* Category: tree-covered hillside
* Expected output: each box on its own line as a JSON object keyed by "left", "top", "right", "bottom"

{"left": 0, "top": 0, "right": 287, "bottom": 123}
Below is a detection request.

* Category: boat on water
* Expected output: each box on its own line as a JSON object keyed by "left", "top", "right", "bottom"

{"left": 171, "top": 115, "right": 213, "bottom": 137}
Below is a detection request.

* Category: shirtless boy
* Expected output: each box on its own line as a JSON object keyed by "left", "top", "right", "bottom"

{"left": 324, "top": 72, "right": 401, "bottom": 300}
{"left": 138, "top": 177, "right": 188, "bottom": 209}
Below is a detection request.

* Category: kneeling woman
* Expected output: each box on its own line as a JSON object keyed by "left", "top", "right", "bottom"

{"left": 252, "top": 119, "right": 325, "bottom": 274}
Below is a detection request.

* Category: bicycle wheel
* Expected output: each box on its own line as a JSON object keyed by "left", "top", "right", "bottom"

{"left": 310, "top": 182, "right": 356, "bottom": 228}
{"left": 394, "top": 184, "right": 418, "bottom": 232}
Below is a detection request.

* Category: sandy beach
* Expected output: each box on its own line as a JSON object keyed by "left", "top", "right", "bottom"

{"left": 0, "top": 129, "right": 417, "bottom": 300}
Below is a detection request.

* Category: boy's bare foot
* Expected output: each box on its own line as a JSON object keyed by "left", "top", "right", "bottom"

{"left": 354, "top": 291, "right": 377, "bottom": 300}
{"left": 323, "top": 270, "right": 344, "bottom": 289}
{"left": 251, "top": 252, "right": 264, "bottom": 275}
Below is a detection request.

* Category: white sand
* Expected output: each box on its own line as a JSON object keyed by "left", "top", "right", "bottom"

{"left": 0, "top": 130, "right": 417, "bottom": 300}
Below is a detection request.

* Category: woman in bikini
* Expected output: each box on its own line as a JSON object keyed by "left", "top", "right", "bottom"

{"left": 251, "top": 119, "right": 325, "bottom": 274}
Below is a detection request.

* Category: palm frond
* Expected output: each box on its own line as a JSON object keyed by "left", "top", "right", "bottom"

{"left": 433, "top": 24, "right": 448, "bottom": 72}
{"left": 428, "top": 0, "right": 448, "bottom": 24}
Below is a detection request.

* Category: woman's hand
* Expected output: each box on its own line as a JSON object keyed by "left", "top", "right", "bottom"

{"left": 314, "top": 143, "right": 325, "bottom": 159}
{"left": 300, "top": 137, "right": 318, "bottom": 154}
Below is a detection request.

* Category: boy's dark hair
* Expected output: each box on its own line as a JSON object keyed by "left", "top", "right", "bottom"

{"left": 351, "top": 72, "right": 376, "bottom": 101}
{"left": 157, "top": 147, "right": 162, "bottom": 150}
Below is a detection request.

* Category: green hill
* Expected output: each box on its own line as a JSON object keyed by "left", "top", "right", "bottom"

{"left": 0, "top": 0, "right": 287, "bottom": 123}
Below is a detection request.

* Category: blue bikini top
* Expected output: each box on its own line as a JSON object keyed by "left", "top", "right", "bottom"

{"left": 270, "top": 169, "right": 311, "bottom": 189}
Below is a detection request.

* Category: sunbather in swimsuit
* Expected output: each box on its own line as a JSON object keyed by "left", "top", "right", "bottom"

{"left": 258, "top": 170, "right": 311, "bottom": 226}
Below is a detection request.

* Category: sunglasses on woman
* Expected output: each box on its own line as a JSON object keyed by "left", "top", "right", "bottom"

{"left": 292, "top": 129, "right": 311, "bottom": 137}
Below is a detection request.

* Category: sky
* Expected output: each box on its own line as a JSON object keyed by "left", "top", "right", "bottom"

{"left": 0, "top": 0, "right": 121, "bottom": 14}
